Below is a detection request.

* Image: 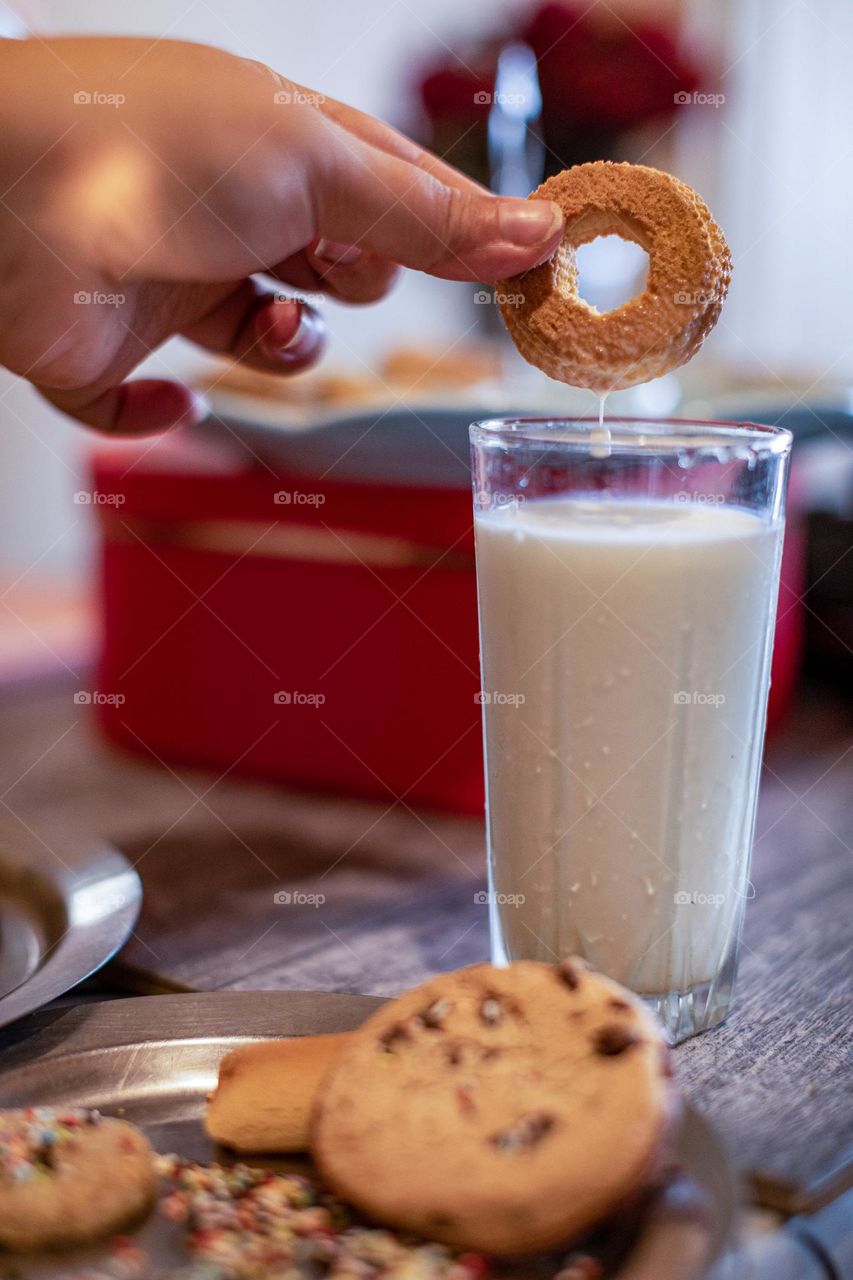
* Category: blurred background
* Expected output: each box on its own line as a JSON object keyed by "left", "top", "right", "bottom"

{"left": 0, "top": 0, "right": 850, "bottom": 715}
{"left": 0, "top": 8, "right": 848, "bottom": 1241}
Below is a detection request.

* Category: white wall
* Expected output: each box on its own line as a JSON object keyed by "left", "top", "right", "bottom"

{"left": 718, "top": 0, "right": 853, "bottom": 385}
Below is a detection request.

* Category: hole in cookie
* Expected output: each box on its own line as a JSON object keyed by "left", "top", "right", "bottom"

{"left": 576, "top": 235, "right": 649, "bottom": 314}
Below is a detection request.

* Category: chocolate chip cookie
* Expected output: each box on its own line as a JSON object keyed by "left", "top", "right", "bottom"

{"left": 312, "top": 959, "right": 677, "bottom": 1255}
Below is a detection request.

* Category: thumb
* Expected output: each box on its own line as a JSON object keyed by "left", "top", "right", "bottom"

{"left": 311, "top": 116, "right": 563, "bottom": 282}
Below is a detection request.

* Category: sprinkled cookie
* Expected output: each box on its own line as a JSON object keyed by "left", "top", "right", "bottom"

{"left": 0, "top": 1107, "right": 155, "bottom": 1251}
{"left": 312, "top": 960, "right": 678, "bottom": 1255}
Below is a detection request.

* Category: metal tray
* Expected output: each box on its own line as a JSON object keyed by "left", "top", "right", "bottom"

{"left": 0, "top": 992, "right": 737, "bottom": 1277}
{"left": 0, "top": 841, "right": 141, "bottom": 1029}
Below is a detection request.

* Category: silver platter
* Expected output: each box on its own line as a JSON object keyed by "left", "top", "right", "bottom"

{"left": 0, "top": 841, "right": 141, "bottom": 1029}
{"left": 0, "top": 992, "right": 736, "bottom": 1277}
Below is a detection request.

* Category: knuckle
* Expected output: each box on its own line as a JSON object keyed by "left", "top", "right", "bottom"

{"left": 422, "top": 181, "right": 469, "bottom": 269}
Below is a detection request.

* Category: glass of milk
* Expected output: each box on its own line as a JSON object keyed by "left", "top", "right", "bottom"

{"left": 470, "top": 417, "right": 792, "bottom": 1042}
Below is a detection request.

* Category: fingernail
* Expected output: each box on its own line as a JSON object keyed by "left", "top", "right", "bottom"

{"left": 277, "top": 307, "right": 325, "bottom": 361}
{"left": 278, "top": 308, "right": 306, "bottom": 352}
{"left": 314, "top": 238, "right": 362, "bottom": 266}
{"left": 497, "top": 199, "right": 563, "bottom": 246}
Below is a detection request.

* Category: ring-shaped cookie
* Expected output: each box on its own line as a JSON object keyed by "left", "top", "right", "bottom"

{"left": 498, "top": 162, "right": 731, "bottom": 392}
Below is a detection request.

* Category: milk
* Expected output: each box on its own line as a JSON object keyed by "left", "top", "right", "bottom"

{"left": 474, "top": 496, "right": 783, "bottom": 996}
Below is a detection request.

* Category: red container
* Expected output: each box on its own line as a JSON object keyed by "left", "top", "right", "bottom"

{"left": 91, "top": 416, "right": 803, "bottom": 813}
{"left": 91, "top": 425, "right": 485, "bottom": 813}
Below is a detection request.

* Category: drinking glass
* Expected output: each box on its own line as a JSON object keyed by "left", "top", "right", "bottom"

{"left": 470, "top": 417, "right": 792, "bottom": 1042}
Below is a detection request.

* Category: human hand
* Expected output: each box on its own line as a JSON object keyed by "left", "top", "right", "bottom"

{"left": 0, "top": 37, "right": 563, "bottom": 432}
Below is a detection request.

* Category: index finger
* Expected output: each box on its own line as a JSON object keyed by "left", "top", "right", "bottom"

{"left": 307, "top": 87, "right": 490, "bottom": 197}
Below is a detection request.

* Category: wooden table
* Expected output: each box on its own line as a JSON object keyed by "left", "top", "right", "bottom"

{"left": 0, "top": 673, "right": 850, "bottom": 1216}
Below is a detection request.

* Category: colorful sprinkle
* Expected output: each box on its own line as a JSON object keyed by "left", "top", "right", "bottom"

{"left": 0, "top": 1106, "right": 100, "bottom": 1184}
{"left": 155, "top": 1155, "right": 491, "bottom": 1280}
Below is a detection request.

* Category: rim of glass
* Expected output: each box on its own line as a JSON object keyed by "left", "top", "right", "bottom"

{"left": 470, "top": 416, "right": 792, "bottom": 457}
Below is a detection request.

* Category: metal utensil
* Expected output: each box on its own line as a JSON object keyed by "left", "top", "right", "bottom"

{"left": 0, "top": 838, "right": 141, "bottom": 1028}
{"left": 0, "top": 991, "right": 735, "bottom": 1277}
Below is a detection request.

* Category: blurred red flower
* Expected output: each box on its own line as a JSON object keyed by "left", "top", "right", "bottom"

{"left": 520, "top": 3, "right": 700, "bottom": 131}
{"left": 418, "top": 2, "right": 706, "bottom": 178}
